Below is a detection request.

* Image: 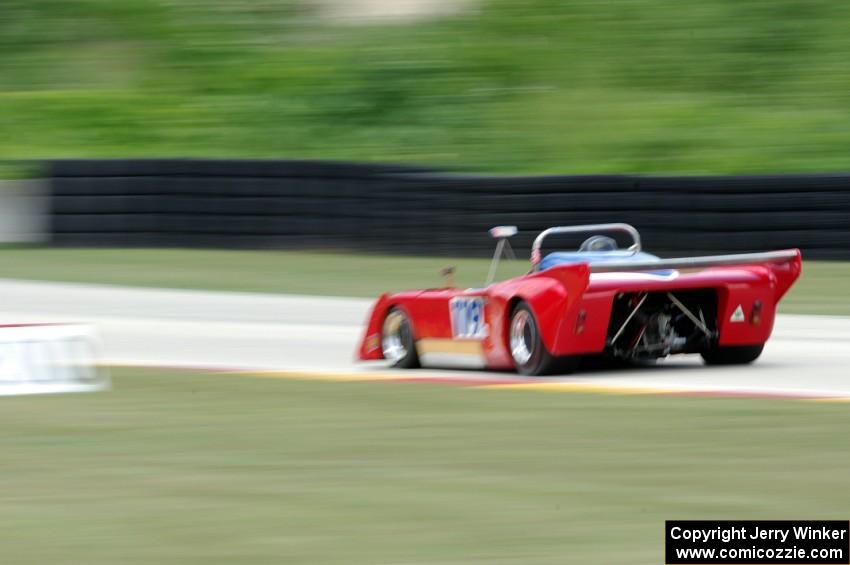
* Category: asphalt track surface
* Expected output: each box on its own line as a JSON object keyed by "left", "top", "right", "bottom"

{"left": 1, "top": 279, "right": 848, "bottom": 399}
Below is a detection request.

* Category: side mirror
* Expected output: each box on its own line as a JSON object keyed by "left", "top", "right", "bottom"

{"left": 486, "top": 226, "right": 518, "bottom": 285}
{"left": 489, "top": 225, "right": 518, "bottom": 239}
{"left": 439, "top": 266, "right": 456, "bottom": 288}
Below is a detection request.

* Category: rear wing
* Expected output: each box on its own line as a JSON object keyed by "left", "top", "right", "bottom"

{"left": 588, "top": 249, "right": 800, "bottom": 273}
{"left": 591, "top": 247, "right": 802, "bottom": 303}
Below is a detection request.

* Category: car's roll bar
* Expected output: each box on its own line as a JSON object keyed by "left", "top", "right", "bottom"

{"left": 531, "top": 223, "right": 642, "bottom": 271}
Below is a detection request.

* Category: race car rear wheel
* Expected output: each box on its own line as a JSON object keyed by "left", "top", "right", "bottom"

{"left": 509, "top": 302, "right": 570, "bottom": 376}
{"left": 382, "top": 307, "right": 419, "bottom": 369}
{"left": 701, "top": 344, "right": 764, "bottom": 365}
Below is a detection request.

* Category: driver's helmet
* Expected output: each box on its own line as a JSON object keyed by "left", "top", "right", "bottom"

{"left": 579, "top": 235, "right": 618, "bottom": 252}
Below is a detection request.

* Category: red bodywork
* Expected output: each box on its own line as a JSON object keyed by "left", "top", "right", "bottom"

{"left": 357, "top": 250, "right": 801, "bottom": 370}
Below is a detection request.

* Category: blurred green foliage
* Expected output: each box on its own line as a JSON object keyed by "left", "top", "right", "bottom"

{"left": 2, "top": 0, "right": 850, "bottom": 173}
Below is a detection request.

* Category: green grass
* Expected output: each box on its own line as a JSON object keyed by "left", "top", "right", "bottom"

{"left": 781, "top": 261, "right": 850, "bottom": 316}
{"left": 4, "top": 0, "right": 850, "bottom": 173}
{"left": 0, "top": 247, "right": 846, "bottom": 315}
{"left": 0, "top": 368, "right": 848, "bottom": 564}
{"left": 0, "top": 247, "right": 529, "bottom": 296}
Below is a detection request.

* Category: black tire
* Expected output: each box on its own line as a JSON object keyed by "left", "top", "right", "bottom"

{"left": 381, "top": 307, "right": 420, "bottom": 369}
{"left": 701, "top": 344, "right": 764, "bottom": 366}
{"left": 555, "top": 355, "right": 582, "bottom": 375}
{"left": 509, "top": 302, "right": 579, "bottom": 376}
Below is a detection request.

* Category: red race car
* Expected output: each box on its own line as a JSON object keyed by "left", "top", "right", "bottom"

{"left": 358, "top": 224, "right": 801, "bottom": 375}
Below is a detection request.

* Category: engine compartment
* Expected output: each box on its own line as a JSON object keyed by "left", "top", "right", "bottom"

{"left": 605, "top": 289, "right": 718, "bottom": 360}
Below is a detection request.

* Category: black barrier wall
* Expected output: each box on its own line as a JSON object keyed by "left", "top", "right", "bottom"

{"left": 49, "top": 160, "right": 850, "bottom": 258}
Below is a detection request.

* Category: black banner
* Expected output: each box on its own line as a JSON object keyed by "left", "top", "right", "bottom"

{"left": 666, "top": 521, "right": 849, "bottom": 564}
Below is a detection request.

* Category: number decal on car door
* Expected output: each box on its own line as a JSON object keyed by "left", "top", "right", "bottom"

{"left": 449, "top": 297, "right": 488, "bottom": 339}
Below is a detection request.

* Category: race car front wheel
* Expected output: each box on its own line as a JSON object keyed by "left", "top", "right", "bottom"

{"left": 382, "top": 307, "right": 420, "bottom": 369}
{"left": 701, "top": 344, "right": 764, "bottom": 365}
{"left": 509, "top": 302, "right": 578, "bottom": 376}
